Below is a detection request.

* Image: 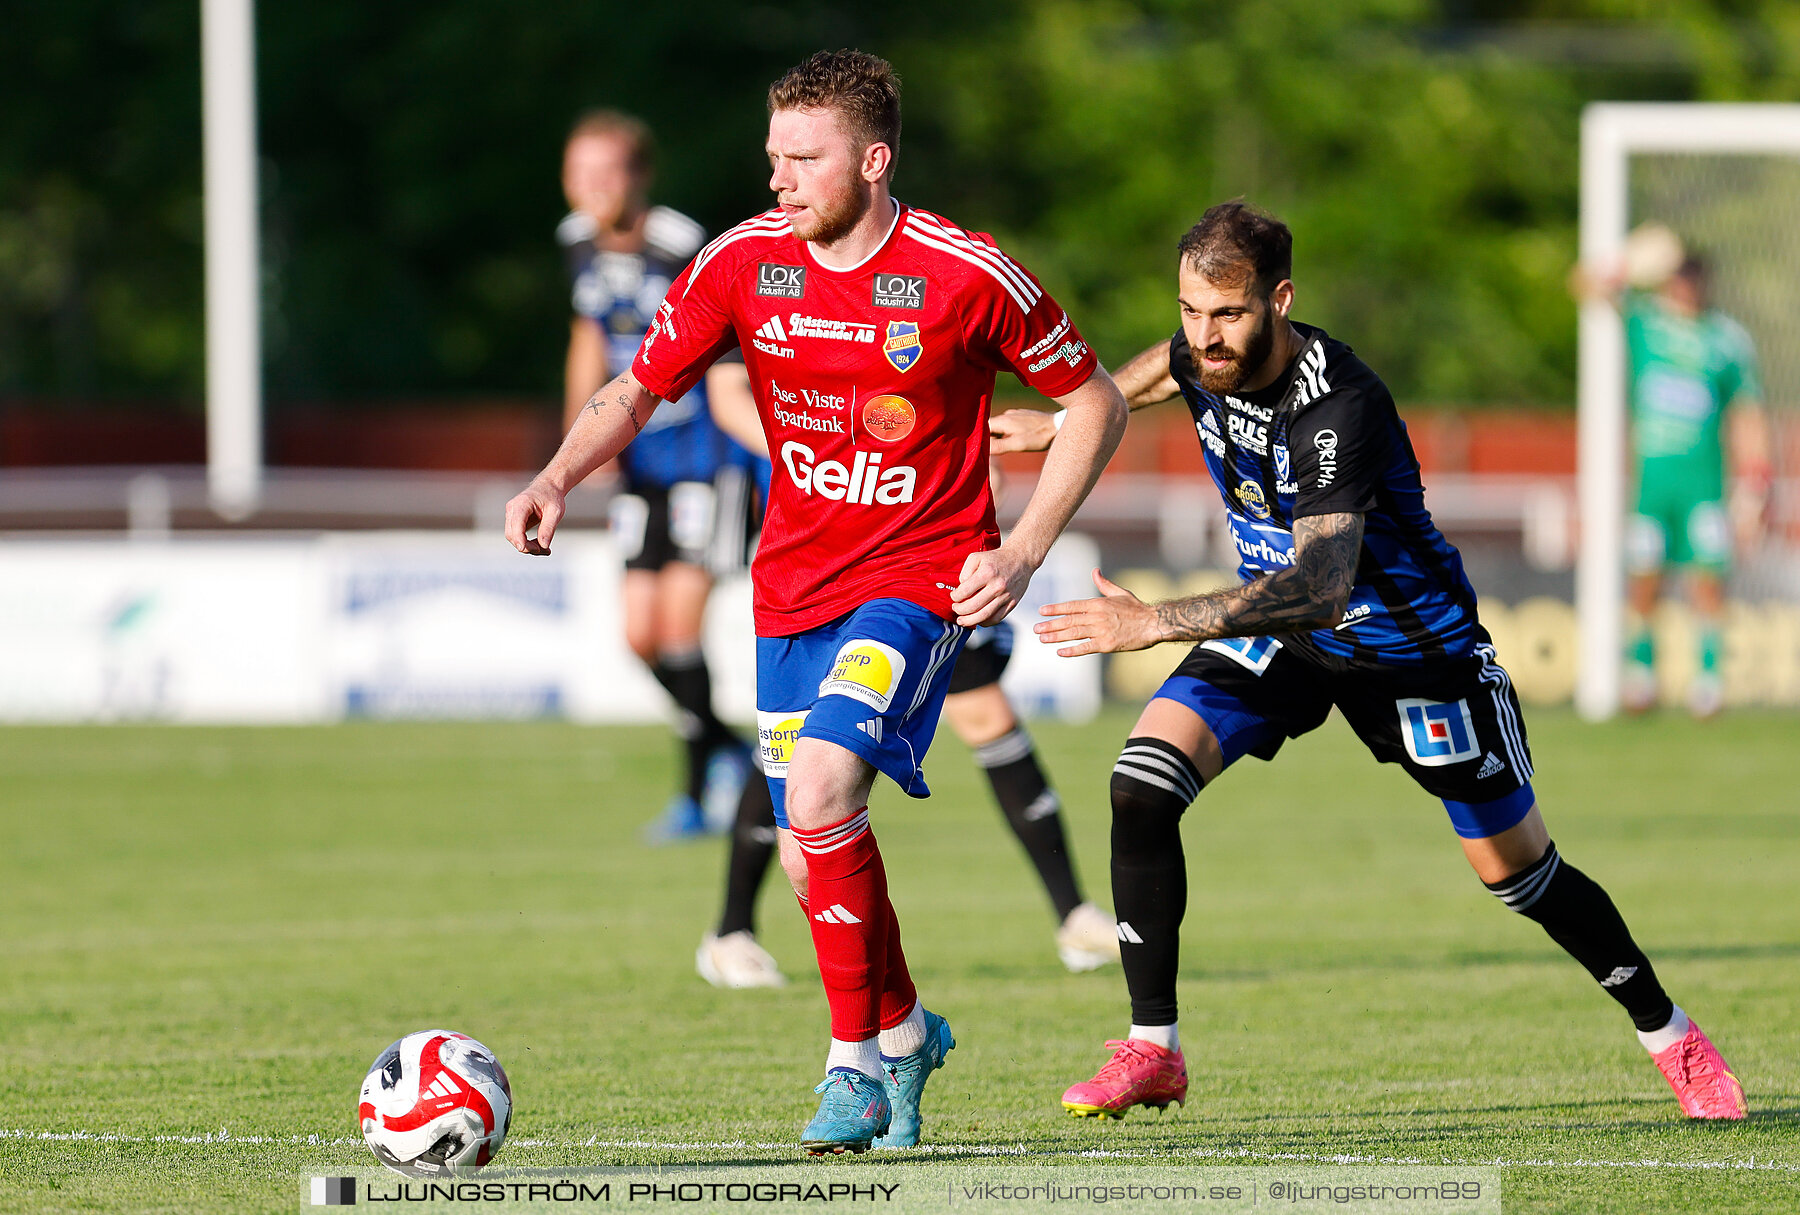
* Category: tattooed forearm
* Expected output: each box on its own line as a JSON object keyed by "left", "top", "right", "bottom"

{"left": 584, "top": 388, "right": 645, "bottom": 434}
{"left": 1151, "top": 512, "right": 1365, "bottom": 642}
{"left": 1290, "top": 512, "right": 1364, "bottom": 612}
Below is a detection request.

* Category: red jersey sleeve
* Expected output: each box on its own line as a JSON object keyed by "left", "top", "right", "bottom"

{"left": 629, "top": 255, "right": 738, "bottom": 403}
{"left": 960, "top": 240, "right": 1098, "bottom": 399}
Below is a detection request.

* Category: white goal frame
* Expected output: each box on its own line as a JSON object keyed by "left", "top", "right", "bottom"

{"left": 1576, "top": 103, "right": 1800, "bottom": 720}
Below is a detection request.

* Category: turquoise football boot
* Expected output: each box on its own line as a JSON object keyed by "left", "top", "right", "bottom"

{"left": 871, "top": 1010, "right": 955, "bottom": 1149}
{"left": 800, "top": 1068, "right": 891, "bottom": 1155}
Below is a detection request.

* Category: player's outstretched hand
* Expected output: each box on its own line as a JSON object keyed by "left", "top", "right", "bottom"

{"left": 951, "top": 542, "right": 1036, "bottom": 627}
{"left": 504, "top": 478, "right": 566, "bottom": 556}
{"left": 1035, "top": 569, "right": 1163, "bottom": 657}
{"left": 988, "top": 409, "right": 1057, "bottom": 455}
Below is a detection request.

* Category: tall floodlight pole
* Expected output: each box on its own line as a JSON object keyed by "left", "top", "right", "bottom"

{"left": 202, "top": 0, "right": 262, "bottom": 519}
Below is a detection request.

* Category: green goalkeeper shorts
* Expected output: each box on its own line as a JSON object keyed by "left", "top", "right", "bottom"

{"left": 1628, "top": 459, "right": 1730, "bottom": 574}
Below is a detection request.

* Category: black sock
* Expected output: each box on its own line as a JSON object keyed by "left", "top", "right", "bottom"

{"left": 974, "top": 727, "right": 1083, "bottom": 921}
{"left": 1486, "top": 842, "right": 1675, "bottom": 1032}
{"left": 716, "top": 772, "right": 778, "bottom": 937}
{"left": 1110, "top": 737, "right": 1203, "bottom": 1027}
{"left": 651, "top": 647, "right": 739, "bottom": 802}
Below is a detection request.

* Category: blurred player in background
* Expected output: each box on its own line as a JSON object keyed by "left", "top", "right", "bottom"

{"left": 511, "top": 51, "right": 1127, "bottom": 1154}
{"left": 559, "top": 111, "right": 754, "bottom": 841}
{"left": 696, "top": 355, "right": 1119, "bottom": 989}
{"left": 1572, "top": 223, "right": 1773, "bottom": 717}
{"left": 995, "top": 202, "right": 1746, "bottom": 1124}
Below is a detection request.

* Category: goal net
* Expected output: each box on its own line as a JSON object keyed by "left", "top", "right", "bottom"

{"left": 1577, "top": 104, "right": 1800, "bottom": 717}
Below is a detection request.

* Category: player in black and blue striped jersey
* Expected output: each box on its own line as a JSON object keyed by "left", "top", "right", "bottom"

{"left": 993, "top": 201, "right": 1745, "bottom": 1123}
{"left": 560, "top": 111, "right": 756, "bottom": 842}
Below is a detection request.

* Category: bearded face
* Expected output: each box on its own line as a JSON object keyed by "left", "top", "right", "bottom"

{"left": 1177, "top": 257, "right": 1289, "bottom": 397}
{"left": 767, "top": 107, "right": 876, "bottom": 246}
{"left": 783, "top": 168, "right": 863, "bottom": 244}
{"left": 1192, "top": 297, "right": 1274, "bottom": 394}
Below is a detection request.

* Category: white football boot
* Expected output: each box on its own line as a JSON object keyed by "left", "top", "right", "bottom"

{"left": 1056, "top": 903, "right": 1122, "bottom": 973}
{"left": 695, "top": 930, "right": 788, "bottom": 988}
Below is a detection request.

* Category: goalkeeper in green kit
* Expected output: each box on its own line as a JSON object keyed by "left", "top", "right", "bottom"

{"left": 1576, "top": 224, "right": 1774, "bottom": 716}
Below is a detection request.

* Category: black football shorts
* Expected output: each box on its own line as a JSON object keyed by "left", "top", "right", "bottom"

{"left": 1151, "top": 628, "right": 1536, "bottom": 839}
{"left": 611, "top": 466, "right": 760, "bottom": 575}
{"left": 946, "top": 623, "right": 1014, "bottom": 695}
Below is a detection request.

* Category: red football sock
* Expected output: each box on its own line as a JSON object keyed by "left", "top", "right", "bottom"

{"left": 792, "top": 863, "right": 917, "bottom": 1032}
{"left": 791, "top": 807, "right": 905, "bottom": 1041}
{"left": 878, "top": 899, "right": 918, "bottom": 1030}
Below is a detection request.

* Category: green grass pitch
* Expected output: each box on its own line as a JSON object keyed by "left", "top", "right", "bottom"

{"left": 2, "top": 708, "right": 1796, "bottom": 1212}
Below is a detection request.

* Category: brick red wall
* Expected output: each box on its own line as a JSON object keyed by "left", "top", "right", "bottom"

{"left": 0, "top": 403, "right": 559, "bottom": 471}
{"left": 993, "top": 404, "right": 1580, "bottom": 480}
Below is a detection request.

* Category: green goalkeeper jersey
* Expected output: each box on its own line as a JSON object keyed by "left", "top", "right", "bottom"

{"left": 1624, "top": 293, "right": 1762, "bottom": 497}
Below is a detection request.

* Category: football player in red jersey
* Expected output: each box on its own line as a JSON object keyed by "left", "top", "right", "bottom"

{"left": 698, "top": 356, "right": 1122, "bottom": 988}
{"left": 506, "top": 50, "right": 1127, "bottom": 1153}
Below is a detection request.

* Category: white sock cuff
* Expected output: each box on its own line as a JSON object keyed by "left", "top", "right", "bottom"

{"left": 1129, "top": 1023, "right": 1179, "bottom": 1053}
{"left": 878, "top": 1002, "right": 927, "bottom": 1058}
{"left": 826, "top": 1037, "right": 882, "bottom": 1080}
{"left": 1636, "top": 1004, "right": 1690, "bottom": 1055}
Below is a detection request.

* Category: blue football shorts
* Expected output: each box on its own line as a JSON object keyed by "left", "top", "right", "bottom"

{"left": 1151, "top": 629, "right": 1537, "bottom": 840}
{"left": 756, "top": 597, "right": 969, "bottom": 828}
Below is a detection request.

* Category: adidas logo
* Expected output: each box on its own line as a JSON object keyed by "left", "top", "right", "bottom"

{"left": 757, "top": 315, "right": 788, "bottom": 342}
{"left": 856, "top": 719, "right": 883, "bottom": 743}
{"left": 1600, "top": 965, "right": 1638, "bottom": 988}
{"left": 813, "top": 903, "right": 863, "bottom": 924}
{"left": 1116, "top": 921, "right": 1143, "bottom": 944}
{"left": 1476, "top": 752, "right": 1505, "bottom": 779}
{"left": 423, "top": 1072, "right": 462, "bottom": 1100}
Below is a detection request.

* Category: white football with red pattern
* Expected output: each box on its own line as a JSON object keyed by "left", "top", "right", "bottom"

{"left": 358, "top": 1030, "right": 512, "bottom": 1176}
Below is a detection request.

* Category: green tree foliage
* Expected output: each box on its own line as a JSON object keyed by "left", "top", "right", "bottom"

{"left": 0, "top": 0, "right": 1795, "bottom": 409}
{"left": 890, "top": 1, "right": 1594, "bottom": 402}
{"left": 0, "top": 3, "right": 203, "bottom": 401}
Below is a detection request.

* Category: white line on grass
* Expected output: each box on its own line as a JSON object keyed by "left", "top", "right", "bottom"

{"left": 0, "top": 1128, "right": 557, "bottom": 1150}
{"left": 1147, "top": 1145, "right": 1800, "bottom": 1173}
{"left": 6, "top": 1128, "right": 1795, "bottom": 1172}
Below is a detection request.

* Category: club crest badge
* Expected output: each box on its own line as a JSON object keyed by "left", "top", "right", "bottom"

{"left": 882, "top": 321, "right": 923, "bottom": 373}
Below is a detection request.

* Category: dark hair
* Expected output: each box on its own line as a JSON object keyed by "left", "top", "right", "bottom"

{"left": 767, "top": 50, "right": 902, "bottom": 162}
{"left": 1675, "top": 254, "right": 1708, "bottom": 284}
{"left": 1177, "top": 200, "right": 1292, "bottom": 296}
{"left": 567, "top": 109, "right": 655, "bottom": 175}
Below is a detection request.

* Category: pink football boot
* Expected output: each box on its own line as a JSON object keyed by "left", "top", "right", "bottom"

{"left": 1061, "top": 1039, "right": 1188, "bottom": 1119}
{"left": 1651, "top": 1019, "right": 1747, "bottom": 1120}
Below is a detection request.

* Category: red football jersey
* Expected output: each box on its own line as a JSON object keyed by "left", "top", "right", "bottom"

{"left": 631, "top": 202, "right": 1098, "bottom": 635}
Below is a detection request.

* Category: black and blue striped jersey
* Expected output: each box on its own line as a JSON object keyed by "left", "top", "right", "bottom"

{"left": 559, "top": 206, "right": 745, "bottom": 488}
{"left": 1169, "top": 323, "right": 1481, "bottom": 668}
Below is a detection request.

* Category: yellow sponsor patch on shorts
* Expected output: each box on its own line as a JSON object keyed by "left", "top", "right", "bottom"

{"left": 756, "top": 709, "right": 809, "bottom": 778}
{"left": 819, "top": 639, "right": 907, "bottom": 713}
